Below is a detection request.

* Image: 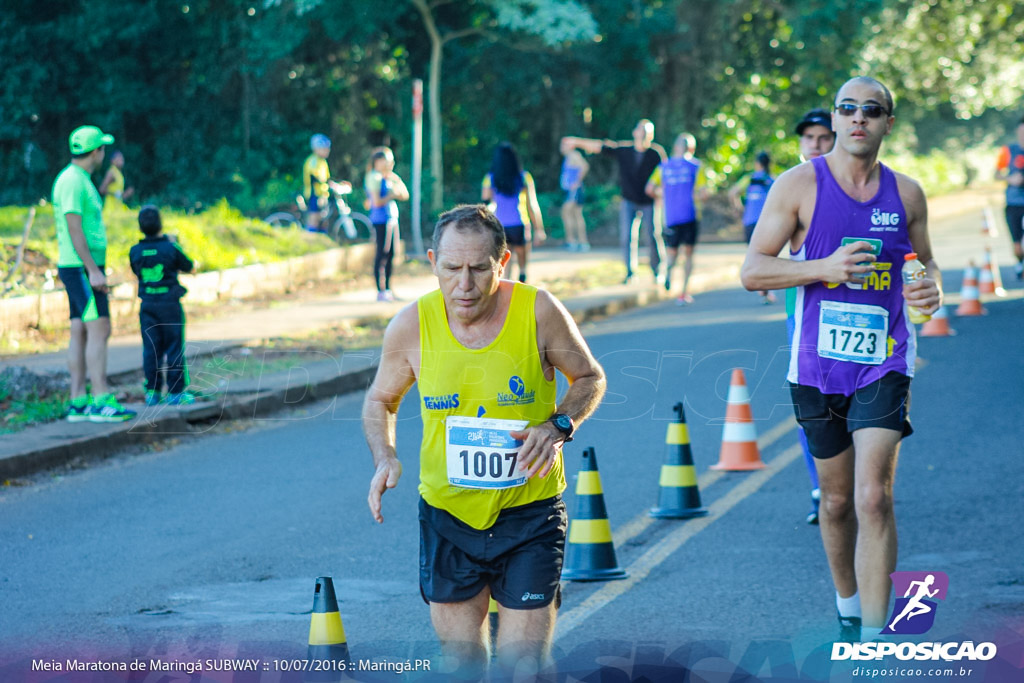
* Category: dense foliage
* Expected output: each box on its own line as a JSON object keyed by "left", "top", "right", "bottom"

{"left": 2, "top": 0, "right": 1021, "bottom": 218}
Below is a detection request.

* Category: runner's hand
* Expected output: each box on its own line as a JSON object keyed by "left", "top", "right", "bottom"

{"left": 820, "top": 241, "right": 876, "bottom": 283}
{"left": 903, "top": 276, "right": 941, "bottom": 315}
{"left": 368, "top": 456, "right": 402, "bottom": 523}
{"left": 511, "top": 423, "right": 563, "bottom": 479}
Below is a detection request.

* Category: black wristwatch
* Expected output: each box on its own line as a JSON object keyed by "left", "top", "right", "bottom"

{"left": 548, "top": 413, "right": 575, "bottom": 443}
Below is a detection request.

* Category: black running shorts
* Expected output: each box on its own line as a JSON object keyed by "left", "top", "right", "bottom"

{"left": 789, "top": 371, "right": 913, "bottom": 459}
{"left": 1005, "top": 205, "right": 1024, "bottom": 243}
{"left": 503, "top": 224, "right": 527, "bottom": 247}
{"left": 419, "top": 495, "right": 566, "bottom": 609}
{"left": 58, "top": 266, "right": 109, "bottom": 322}
{"left": 663, "top": 221, "right": 699, "bottom": 249}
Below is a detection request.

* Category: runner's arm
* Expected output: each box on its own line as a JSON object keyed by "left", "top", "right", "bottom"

{"left": 524, "top": 173, "right": 545, "bottom": 239}
{"left": 574, "top": 153, "right": 590, "bottom": 186}
{"left": 898, "top": 173, "right": 942, "bottom": 314}
{"left": 741, "top": 167, "right": 876, "bottom": 290}
{"left": 387, "top": 173, "right": 410, "bottom": 202}
{"left": 512, "top": 290, "right": 606, "bottom": 478}
{"left": 362, "top": 305, "right": 418, "bottom": 522}
{"left": 562, "top": 136, "right": 619, "bottom": 155}
{"left": 98, "top": 168, "right": 115, "bottom": 196}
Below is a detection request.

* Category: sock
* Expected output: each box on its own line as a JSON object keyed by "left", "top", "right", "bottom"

{"left": 861, "top": 626, "right": 883, "bottom": 642}
{"left": 70, "top": 395, "right": 90, "bottom": 407}
{"left": 837, "top": 591, "right": 861, "bottom": 618}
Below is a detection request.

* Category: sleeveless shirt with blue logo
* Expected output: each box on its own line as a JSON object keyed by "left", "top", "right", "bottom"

{"left": 788, "top": 156, "right": 916, "bottom": 396}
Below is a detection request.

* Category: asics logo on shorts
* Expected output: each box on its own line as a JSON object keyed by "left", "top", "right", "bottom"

{"left": 522, "top": 591, "right": 545, "bottom": 602}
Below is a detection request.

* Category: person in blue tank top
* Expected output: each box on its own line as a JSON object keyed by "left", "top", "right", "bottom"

{"left": 365, "top": 147, "right": 410, "bottom": 301}
{"left": 645, "top": 133, "right": 705, "bottom": 304}
{"left": 742, "top": 77, "right": 943, "bottom": 643}
{"left": 481, "top": 142, "right": 546, "bottom": 283}
{"left": 995, "top": 116, "right": 1024, "bottom": 278}
{"left": 730, "top": 151, "right": 775, "bottom": 304}
{"left": 559, "top": 138, "right": 590, "bottom": 252}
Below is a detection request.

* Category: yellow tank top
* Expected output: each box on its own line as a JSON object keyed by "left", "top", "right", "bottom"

{"left": 417, "top": 283, "right": 563, "bottom": 529}
{"left": 104, "top": 166, "right": 125, "bottom": 211}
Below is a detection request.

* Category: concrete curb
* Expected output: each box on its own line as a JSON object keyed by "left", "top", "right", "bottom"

{"left": 0, "top": 285, "right": 677, "bottom": 481}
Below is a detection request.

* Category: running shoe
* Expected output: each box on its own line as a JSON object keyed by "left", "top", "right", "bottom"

{"left": 807, "top": 488, "right": 821, "bottom": 525}
{"left": 676, "top": 294, "right": 694, "bottom": 306}
{"left": 66, "top": 400, "right": 91, "bottom": 422}
{"left": 578, "top": 243, "right": 591, "bottom": 252}
{"left": 165, "top": 391, "right": 197, "bottom": 405}
{"left": 145, "top": 390, "right": 163, "bottom": 406}
{"left": 89, "top": 394, "right": 137, "bottom": 423}
{"left": 837, "top": 613, "right": 862, "bottom": 644}
{"left": 385, "top": 290, "right": 400, "bottom": 302}
{"left": 761, "top": 292, "right": 778, "bottom": 304}
{"left": 1016, "top": 262, "right": 1023, "bottom": 280}
{"left": 376, "top": 291, "right": 388, "bottom": 302}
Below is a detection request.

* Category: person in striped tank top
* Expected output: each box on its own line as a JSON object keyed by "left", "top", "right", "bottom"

{"left": 741, "top": 77, "right": 943, "bottom": 643}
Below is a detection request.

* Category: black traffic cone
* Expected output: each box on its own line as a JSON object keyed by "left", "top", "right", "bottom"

{"left": 305, "top": 577, "right": 350, "bottom": 681}
{"left": 650, "top": 402, "right": 708, "bottom": 519}
{"left": 561, "top": 447, "right": 628, "bottom": 581}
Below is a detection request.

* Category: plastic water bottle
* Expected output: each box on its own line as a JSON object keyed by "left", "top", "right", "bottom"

{"left": 902, "top": 253, "right": 931, "bottom": 324}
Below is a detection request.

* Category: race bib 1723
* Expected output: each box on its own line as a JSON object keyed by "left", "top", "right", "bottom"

{"left": 817, "top": 300, "right": 889, "bottom": 365}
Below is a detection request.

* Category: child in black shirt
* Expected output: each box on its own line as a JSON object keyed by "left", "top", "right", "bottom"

{"left": 128, "top": 206, "right": 195, "bottom": 405}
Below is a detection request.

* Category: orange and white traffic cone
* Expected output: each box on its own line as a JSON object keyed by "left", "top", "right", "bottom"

{"left": 920, "top": 305, "right": 956, "bottom": 337}
{"left": 711, "top": 369, "right": 765, "bottom": 471}
{"left": 956, "top": 262, "right": 987, "bottom": 317}
{"left": 981, "top": 207, "right": 996, "bottom": 237}
{"left": 980, "top": 246, "right": 1006, "bottom": 298}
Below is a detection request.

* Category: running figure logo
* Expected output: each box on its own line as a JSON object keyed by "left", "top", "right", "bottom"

{"left": 881, "top": 571, "right": 949, "bottom": 635}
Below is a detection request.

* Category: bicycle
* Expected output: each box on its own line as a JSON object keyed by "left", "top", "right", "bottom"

{"left": 264, "top": 182, "right": 373, "bottom": 243}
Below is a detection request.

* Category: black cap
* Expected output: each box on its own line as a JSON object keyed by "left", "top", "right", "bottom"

{"left": 796, "top": 108, "right": 832, "bottom": 135}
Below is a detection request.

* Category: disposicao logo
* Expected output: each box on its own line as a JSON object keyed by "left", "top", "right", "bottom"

{"left": 882, "top": 571, "right": 948, "bottom": 635}
{"left": 831, "top": 571, "right": 998, "bottom": 663}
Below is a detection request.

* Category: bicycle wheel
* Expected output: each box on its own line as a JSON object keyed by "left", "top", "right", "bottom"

{"left": 330, "top": 212, "right": 374, "bottom": 242}
{"left": 348, "top": 212, "right": 374, "bottom": 240}
{"left": 264, "top": 212, "right": 301, "bottom": 229}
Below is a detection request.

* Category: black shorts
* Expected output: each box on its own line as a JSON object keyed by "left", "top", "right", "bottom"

{"left": 790, "top": 371, "right": 913, "bottom": 460}
{"left": 664, "top": 221, "right": 698, "bottom": 248}
{"left": 504, "top": 225, "right": 527, "bottom": 247}
{"left": 58, "top": 266, "right": 109, "bottom": 322}
{"left": 419, "top": 495, "right": 567, "bottom": 609}
{"left": 1005, "top": 205, "right": 1024, "bottom": 243}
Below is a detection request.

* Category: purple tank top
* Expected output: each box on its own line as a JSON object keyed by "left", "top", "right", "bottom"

{"left": 660, "top": 157, "right": 700, "bottom": 226}
{"left": 788, "top": 157, "right": 916, "bottom": 395}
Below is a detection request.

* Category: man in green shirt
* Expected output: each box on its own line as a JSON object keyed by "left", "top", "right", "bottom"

{"left": 53, "top": 125, "right": 136, "bottom": 423}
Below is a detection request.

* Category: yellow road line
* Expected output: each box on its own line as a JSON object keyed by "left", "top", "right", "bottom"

{"left": 556, "top": 442, "right": 804, "bottom": 639}
{"left": 611, "top": 416, "right": 797, "bottom": 548}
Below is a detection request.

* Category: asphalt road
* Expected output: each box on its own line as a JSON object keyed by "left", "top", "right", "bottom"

{"left": 2, "top": 278, "right": 1022, "bottom": 682}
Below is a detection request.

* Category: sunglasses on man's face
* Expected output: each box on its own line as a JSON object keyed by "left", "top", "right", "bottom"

{"left": 834, "top": 103, "right": 890, "bottom": 119}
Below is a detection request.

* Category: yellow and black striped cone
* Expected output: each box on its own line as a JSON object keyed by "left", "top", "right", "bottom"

{"left": 561, "top": 447, "right": 628, "bottom": 581}
{"left": 306, "top": 576, "right": 350, "bottom": 680}
{"left": 650, "top": 402, "right": 708, "bottom": 519}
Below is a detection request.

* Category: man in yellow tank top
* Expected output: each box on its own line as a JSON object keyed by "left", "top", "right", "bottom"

{"left": 363, "top": 205, "right": 606, "bottom": 679}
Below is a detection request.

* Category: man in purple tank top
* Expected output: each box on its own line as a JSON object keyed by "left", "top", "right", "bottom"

{"left": 741, "top": 77, "right": 943, "bottom": 643}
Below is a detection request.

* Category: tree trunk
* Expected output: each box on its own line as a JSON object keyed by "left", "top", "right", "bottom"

{"left": 428, "top": 38, "right": 443, "bottom": 212}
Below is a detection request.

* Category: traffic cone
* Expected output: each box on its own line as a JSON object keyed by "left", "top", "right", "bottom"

{"left": 306, "top": 577, "right": 350, "bottom": 680}
{"left": 920, "top": 305, "right": 956, "bottom": 337}
{"left": 980, "top": 246, "right": 1007, "bottom": 297}
{"left": 955, "top": 262, "right": 986, "bottom": 316}
{"left": 561, "top": 447, "right": 628, "bottom": 581}
{"left": 711, "top": 369, "right": 765, "bottom": 471}
{"left": 649, "top": 402, "right": 708, "bottom": 518}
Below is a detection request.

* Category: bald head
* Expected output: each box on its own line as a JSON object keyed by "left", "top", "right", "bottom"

{"left": 836, "top": 76, "right": 894, "bottom": 115}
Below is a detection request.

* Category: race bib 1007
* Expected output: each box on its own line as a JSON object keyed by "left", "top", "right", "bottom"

{"left": 817, "top": 300, "right": 888, "bottom": 365}
{"left": 445, "top": 416, "right": 530, "bottom": 489}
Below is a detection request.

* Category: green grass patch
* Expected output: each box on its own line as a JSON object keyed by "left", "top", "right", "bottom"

{"left": 0, "top": 389, "right": 69, "bottom": 434}
{"left": 0, "top": 199, "right": 337, "bottom": 295}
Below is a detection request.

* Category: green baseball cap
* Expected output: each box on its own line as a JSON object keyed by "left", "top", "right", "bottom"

{"left": 69, "top": 125, "right": 115, "bottom": 154}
